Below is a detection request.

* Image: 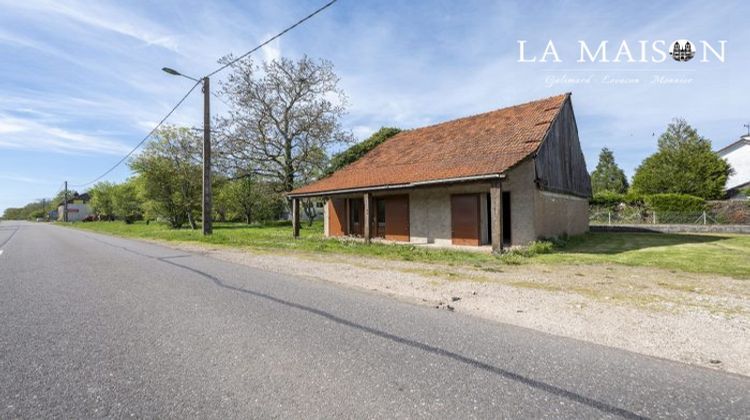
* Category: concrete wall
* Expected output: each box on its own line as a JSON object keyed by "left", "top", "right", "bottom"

{"left": 406, "top": 159, "right": 540, "bottom": 246}
{"left": 591, "top": 224, "right": 750, "bottom": 234}
{"left": 533, "top": 190, "right": 589, "bottom": 239}
{"left": 408, "top": 183, "right": 490, "bottom": 246}
{"left": 500, "top": 159, "right": 538, "bottom": 245}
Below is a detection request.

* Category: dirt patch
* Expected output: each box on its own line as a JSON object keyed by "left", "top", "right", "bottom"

{"left": 163, "top": 240, "right": 750, "bottom": 376}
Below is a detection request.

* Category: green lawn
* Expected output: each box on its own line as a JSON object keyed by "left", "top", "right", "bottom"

{"left": 535, "top": 232, "right": 750, "bottom": 278}
{"left": 65, "top": 220, "right": 750, "bottom": 279}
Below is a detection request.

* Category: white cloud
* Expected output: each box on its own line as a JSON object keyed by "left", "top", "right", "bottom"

{"left": 0, "top": 120, "right": 27, "bottom": 134}
{"left": 0, "top": 114, "right": 132, "bottom": 155}
{"left": 260, "top": 33, "right": 282, "bottom": 63}
{"left": 0, "top": 0, "right": 182, "bottom": 53}
{"left": 0, "top": 173, "right": 53, "bottom": 184}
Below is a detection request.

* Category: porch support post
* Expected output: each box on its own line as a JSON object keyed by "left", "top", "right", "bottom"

{"left": 292, "top": 197, "right": 300, "bottom": 238}
{"left": 490, "top": 180, "right": 503, "bottom": 253}
{"left": 363, "top": 192, "right": 372, "bottom": 244}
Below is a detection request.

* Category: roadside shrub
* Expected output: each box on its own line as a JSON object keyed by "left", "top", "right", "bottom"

{"left": 644, "top": 193, "right": 706, "bottom": 213}
{"left": 499, "top": 240, "right": 556, "bottom": 263}
{"left": 527, "top": 240, "right": 555, "bottom": 255}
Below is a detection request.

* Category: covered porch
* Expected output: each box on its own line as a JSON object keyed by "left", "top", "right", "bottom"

{"left": 290, "top": 177, "right": 511, "bottom": 253}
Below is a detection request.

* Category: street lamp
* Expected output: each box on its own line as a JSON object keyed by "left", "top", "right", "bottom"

{"left": 162, "top": 67, "right": 213, "bottom": 235}
{"left": 162, "top": 67, "right": 199, "bottom": 82}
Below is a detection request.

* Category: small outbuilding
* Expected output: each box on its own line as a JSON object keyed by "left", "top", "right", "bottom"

{"left": 288, "top": 93, "right": 591, "bottom": 251}
{"left": 57, "top": 192, "right": 92, "bottom": 222}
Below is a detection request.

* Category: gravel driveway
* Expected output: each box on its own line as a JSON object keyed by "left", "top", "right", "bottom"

{"left": 168, "top": 241, "right": 750, "bottom": 377}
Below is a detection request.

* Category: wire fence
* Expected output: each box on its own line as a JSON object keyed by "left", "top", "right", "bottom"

{"left": 589, "top": 206, "right": 750, "bottom": 225}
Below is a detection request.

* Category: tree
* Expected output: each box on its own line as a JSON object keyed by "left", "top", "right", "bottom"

{"left": 217, "top": 55, "right": 352, "bottom": 193}
{"left": 130, "top": 126, "right": 202, "bottom": 229}
{"left": 631, "top": 118, "right": 731, "bottom": 200}
{"left": 324, "top": 127, "right": 401, "bottom": 176}
{"left": 590, "top": 147, "right": 628, "bottom": 194}
{"left": 218, "top": 176, "right": 284, "bottom": 224}
{"left": 111, "top": 179, "right": 142, "bottom": 224}
{"left": 301, "top": 199, "right": 319, "bottom": 226}
{"left": 89, "top": 182, "right": 116, "bottom": 220}
{"left": 53, "top": 189, "right": 78, "bottom": 207}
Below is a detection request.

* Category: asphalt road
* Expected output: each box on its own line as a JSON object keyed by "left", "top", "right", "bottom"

{"left": 0, "top": 221, "right": 748, "bottom": 418}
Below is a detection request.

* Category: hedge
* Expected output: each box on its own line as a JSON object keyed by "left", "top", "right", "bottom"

{"left": 590, "top": 191, "right": 645, "bottom": 207}
{"left": 643, "top": 193, "right": 706, "bottom": 213}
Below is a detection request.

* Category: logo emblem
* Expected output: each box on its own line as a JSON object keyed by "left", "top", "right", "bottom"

{"left": 669, "top": 39, "right": 695, "bottom": 62}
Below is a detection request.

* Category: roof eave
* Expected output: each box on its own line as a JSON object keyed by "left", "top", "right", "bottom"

{"left": 288, "top": 173, "right": 506, "bottom": 198}
{"left": 717, "top": 138, "right": 750, "bottom": 156}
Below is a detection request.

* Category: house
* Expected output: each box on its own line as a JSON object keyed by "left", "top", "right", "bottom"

{"left": 57, "top": 193, "right": 93, "bottom": 222}
{"left": 717, "top": 135, "right": 750, "bottom": 199}
{"left": 288, "top": 93, "right": 591, "bottom": 252}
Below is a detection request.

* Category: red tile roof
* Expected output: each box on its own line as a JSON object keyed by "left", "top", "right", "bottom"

{"left": 290, "top": 93, "right": 570, "bottom": 196}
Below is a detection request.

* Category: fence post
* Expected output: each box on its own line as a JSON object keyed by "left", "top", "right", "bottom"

{"left": 608, "top": 211, "right": 611, "bottom": 226}
{"left": 653, "top": 211, "right": 657, "bottom": 225}
{"left": 703, "top": 211, "right": 707, "bottom": 225}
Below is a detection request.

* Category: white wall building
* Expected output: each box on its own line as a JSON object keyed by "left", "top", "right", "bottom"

{"left": 718, "top": 136, "right": 750, "bottom": 199}
{"left": 57, "top": 193, "right": 93, "bottom": 221}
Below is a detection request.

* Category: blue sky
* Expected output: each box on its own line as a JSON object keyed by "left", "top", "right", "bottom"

{"left": 1, "top": 0, "right": 749, "bottom": 212}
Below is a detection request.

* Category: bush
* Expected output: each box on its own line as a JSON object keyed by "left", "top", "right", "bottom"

{"left": 622, "top": 191, "right": 645, "bottom": 205}
{"left": 645, "top": 193, "right": 706, "bottom": 213}
{"left": 591, "top": 191, "right": 645, "bottom": 207}
{"left": 527, "top": 240, "right": 555, "bottom": 255}
{"left": 590, "top": 191, "right": 625, "bottom": 207}
{"left": 500, "top": 240, "right": 555, "bottom": 261}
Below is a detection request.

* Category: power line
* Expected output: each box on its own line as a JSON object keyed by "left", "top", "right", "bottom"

{"left": 70, "top": 80, "right": 202, "bottom": 188}
{"left": 69, "top": 0, "right": 339, "bottom": 189}
{"left": 206, "top": 0, "right": 338, "bottom": 78}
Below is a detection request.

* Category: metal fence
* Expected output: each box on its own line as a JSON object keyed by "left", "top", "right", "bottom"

{"left": 589, "top": 206, "right": 750, "bottom": 225}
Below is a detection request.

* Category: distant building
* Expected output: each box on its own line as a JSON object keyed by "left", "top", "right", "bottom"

{"left": 57, "top": 193, "right": 93, "bottom": 221}
{"left": 717, "top": 135, "right": 750, "bottom": 199}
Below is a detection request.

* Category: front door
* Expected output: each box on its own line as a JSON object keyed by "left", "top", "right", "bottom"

{"left": 384, "top": 195, "right": 409, "bottom": 241}
{"left": 328, "top": 198, "right": 346, "bottom": 236}
{"left": 451, "top": 194, "right": 480, "bottom": 246}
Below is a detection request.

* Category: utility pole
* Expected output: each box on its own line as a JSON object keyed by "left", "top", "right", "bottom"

{"left": 63, "top": 181, "right": 69, "bottom": 223}
{"left": 162, "top": 67, "right": 212, "bottom": 235}
{"left": 202, "top": 76, "right": 212, "bottom": 235}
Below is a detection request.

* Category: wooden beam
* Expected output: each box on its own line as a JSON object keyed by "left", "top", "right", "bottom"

{"left": 363, "top": 193, "right": 372, "bottom": 244}
{"left": 490, "top": 181, "right": 503, "bottom": 253}
{"left": 292, "top": 198, "right": 300, "bottom": 238}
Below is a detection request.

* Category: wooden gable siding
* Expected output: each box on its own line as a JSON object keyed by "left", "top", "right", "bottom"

{"left": 534, "top": 98, "right": 592, "bottom": 198}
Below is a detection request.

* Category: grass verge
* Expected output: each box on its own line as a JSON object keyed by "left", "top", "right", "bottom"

{"left": 63, "top": 220, "right": 750, "bottom": 279}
